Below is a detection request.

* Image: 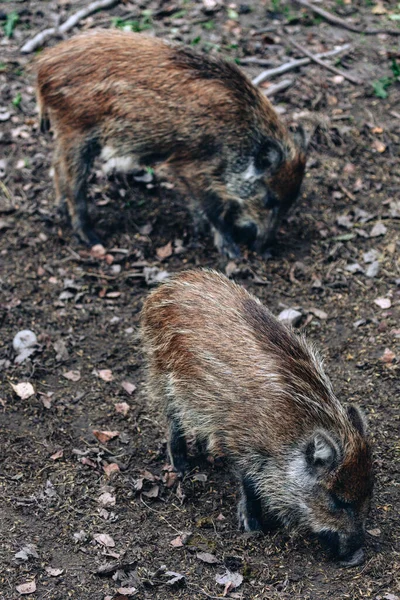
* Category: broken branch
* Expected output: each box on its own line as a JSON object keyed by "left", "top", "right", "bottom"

{"left": 21, "top": 0, "right": 120, "bottom": 53}
{"left": 252, "top": 44, "right": 351, "bottom": 86}
{"left": 293, "top": 0, "right": 400, "bottom": 36}
{"left": 263, "top": 78, "right": 293, "bottom": 97}
{"left": 288, "top": 39, "right": 362, "bottom": 85}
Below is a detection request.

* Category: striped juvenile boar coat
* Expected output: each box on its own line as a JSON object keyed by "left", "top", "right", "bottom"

{"left": 35, "top": 30, "right": 306, "bottom": 257}
{"left": 141, "top": 270, "right": 373, "bottom": 566}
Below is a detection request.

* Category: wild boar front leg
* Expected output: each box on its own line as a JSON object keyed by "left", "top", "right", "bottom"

{"left": 167, "top": 412, "right": 188, "bottom": 476}
{"left": 238, "top": 475, "right": 263, "bottom": 532}
{"left": 55, "top": 135, "right": 101, "bottom": 247}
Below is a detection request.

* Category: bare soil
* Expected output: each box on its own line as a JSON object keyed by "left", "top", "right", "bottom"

{"left": 0, "top": 1, "right": 399, "bottom": 599}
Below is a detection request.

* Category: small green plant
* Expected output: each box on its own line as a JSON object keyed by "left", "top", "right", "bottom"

{"left": 227, "top": 7, "right": 239, "bottom": 20}
{"left": 4, "top": 11, "right": 19, "bottom": 38}
{"left": 391, "top": 58, "right": 400, "bottom": 78}
{"left": 12, "top": 92, "right": 22, "bottom": 108}
{"left": 0, "top": 63, "right": 7, "bottom": 72}
{"left": 373, "top": 77, "right": 392, "bottom": 99}
{"left": 190, "top": 36, "right": 202, "bottom": 45}
{"left": 170, "top": 10, "right": 187, "bottom": 19}
{"left": 271, "top": 0, "right": 281, "bottom": 11}
{"left": 372, "top": 59, "right": 400, "bottom": 99}
{"left": 112, "top": 10, "right": 152, "bottom": 33}
{"left": 202, "top": 20, "right": 215, "bottom": 30}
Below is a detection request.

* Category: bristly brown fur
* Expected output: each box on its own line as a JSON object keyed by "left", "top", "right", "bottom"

{"left": 35, "top": 29, "right": 306, "bottom": 254}
{"left": 141, "top": 269, "right": 373, "bottom": 564}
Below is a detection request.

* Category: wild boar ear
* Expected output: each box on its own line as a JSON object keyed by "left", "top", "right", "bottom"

{"left": 290, "top": 123, "right": 308, "bottom": 153}
{"left": 254, "top": 138, "right": 284, "bottom": 174}
{"left": 347, "top": 404, "right": 368, "bottom": 437}
{"left": 306, "top": 430, "right": 340, "bottom": 472}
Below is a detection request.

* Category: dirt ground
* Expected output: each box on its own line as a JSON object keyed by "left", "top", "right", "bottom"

{"left": 0, "top": 1, "right": 399, "bottom": 599}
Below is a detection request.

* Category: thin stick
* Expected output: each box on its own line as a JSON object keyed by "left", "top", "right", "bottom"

{"left": 294, "top": 0, "right": 400, "bottom": 36}
{"left": 252, "top": 43, "right": 350, "bottom": 85}
{"left": 21, "top": 0, "right": 120, "bottom": 53}
{"left": 263, "top": 78, "right": 293, "bottom": 97}
{"left": 288, "top": 39, "right": 362, "bottom": 85}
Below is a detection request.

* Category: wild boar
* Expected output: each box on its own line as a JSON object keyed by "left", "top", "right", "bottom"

{"left": 35, "top": 29, "right": 306, "bottom": 257}
{"left": 141, "top": 269, "right": 373, "bottom": 566}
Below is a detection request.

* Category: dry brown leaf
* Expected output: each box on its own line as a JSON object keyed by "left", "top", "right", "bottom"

{"left": 380, "top": 348, "right": 396, "bottom": 363}
{"left": 45, "top": 567, "right": 64, "bottom": 577}
{"left": 142, "top": 484, "right": 159, "bottom": 498}
{"left": 115, "top": 402, "right": 130, "bottom": 417}
{"left": 50, "top": 449, "right": 63, "bottom": 460}
{"left": 16, "top": 580, "right": 36, "bottom": 595}
{"left": 93, "top": 430, "right": 119, "bottom": 443}
{"left": 197, "top": 551, "right": 219, "bottom": 564}
{"left": 156, "top": 241, "right": 173, "bottom": 261}
{"left": 97, "top": 369, "right": 114, "bottom": 382}
{"left": 103, "top": 463, "right": 120, "bottom": 477}
{"left": 62, "top": 370, "right": 81, "bottom": 382}
{"left": 170, "top": 535, "right": 184, "bottom": 547}
{"left": 121, "top": 381, "right": 136, "bottom": 395}
{"left": 93, "top": 533, "right": 115, "bottom": 547}
{"left": 98, "top": 492, "right": 116, "bottom": 506}
{"left": 11, "top": 382, "right": 35, "bottom": 400}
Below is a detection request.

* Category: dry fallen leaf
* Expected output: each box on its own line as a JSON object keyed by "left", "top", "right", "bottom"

{"left": 115, "top": 402, "right": 130, "bottom": 417}
{"left": 156, "top": 241, "right": 173, "bottom": 261}
{"left": 367, "top": 528, "right": 381, "bottom": 537}
{"left": 93, "top": 533, "right": 115, "bottom": 548}
{"left": 170, "top": 535, "right": 184, "bottom": 548}
{"left": 97, "top": 369, "right": 114, "bottom": 382}
{"left": 370, "top": 222, "right": 387, "bottom": 237}
{"left": 11, "top": 382, "right": 35, "bottom": 400}
{"left": 197, "top": 551, "right": 219, "bottom": 564}
{"left": 117, "top": 587, "right": 137, "bottom": 596}
{"left": 62, "top": 370, "right": 81, "bottom": 382}
{"left": 374, "top": 298, "right": 391, "bottom": 309}
{"left": 121, "top": 381, "right": 136, "bottom": 395}
{"left": 93, "top": 430, "right": 120, "bottom": 443}
{"left": 50, "top": 449, "right": 63, "bottom": 460}
{"left": 16, "top": 580, "right": 36, "bottom": 595}
{"left": 216, "top": 570, "right": 243, "bottom": 593}
{"left": 142, "top": 484, "right": 159, "bottom": 498}
{"left": 98, "top": 492, "right": 116, "bottom": 506}
{"left": 380, "top": 348, "right": 396, "bottom": 364}
{"left": 103, "top": 463, "right": 120, "bottom": 477}
{"left": 45, "top": 567, "right": 64, "bottom": 577}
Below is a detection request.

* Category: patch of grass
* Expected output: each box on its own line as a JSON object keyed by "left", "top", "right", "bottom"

{"left": 0, "top": 63, "right": 7, "bottom": 72}
{"left": 112, "top": 10, "right": 153, "bottom": 33}
{"left": 373, "top": 78, "right": 391, "bottom": 99}
{"left": 4, "top": 11, "right": 19, "bottom": 38}
{"left": 12, "top": 92, "right": 22, "bottom": 108}
{"left": 202, "top": 20, "right": 215, "bottom": 30}
{"left": 170, "top": 10, "right": 187, "bottom": 19}
{"left": 372, "top": 59, "right": 400, "bottom": 99}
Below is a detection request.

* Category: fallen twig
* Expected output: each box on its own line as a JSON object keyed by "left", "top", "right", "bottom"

{"left": 293, "top": 0, "right": 400, "bottom": 36}
{"left": 288, "top": 39, "right": 362, "bottom": 85}
{"left": 263, "top": 78, "right": 293, "bottom": 97}
{"left": 21, "top": 0, "right": 120, "bottom": 53}
{"left": 252, "top": 43, "right": 351, "bottom": 85}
